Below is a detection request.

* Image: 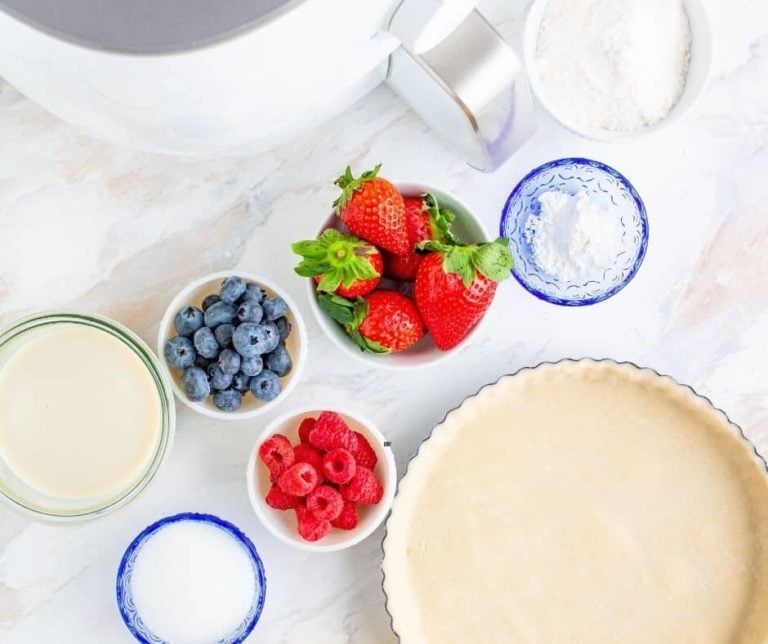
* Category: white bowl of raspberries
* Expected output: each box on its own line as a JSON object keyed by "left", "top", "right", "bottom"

{"left": 292, "top": 165, "right": 514, "bottom": 370}
{"left": 158, "top": 271, "right": 307, "bottom": 420}
{"left": 247, "top": 408, "right": 396, "bottom": 552}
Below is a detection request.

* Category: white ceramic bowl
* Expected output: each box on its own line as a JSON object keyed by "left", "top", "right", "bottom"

{"left": 306, "top": 183, "right": 490, "bottom": 370}
{"left": 158, "top": 271, "right": 307, "bottom": 421}
{"left": 247, "top": 407, "right": 396, "bottom": 553}
{"left": 523, "top": 0, "right": 711, "bottom": 141}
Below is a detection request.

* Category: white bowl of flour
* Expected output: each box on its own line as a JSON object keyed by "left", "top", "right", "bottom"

{"left": 523, "top": 0, "right": 711, "bottom": 140}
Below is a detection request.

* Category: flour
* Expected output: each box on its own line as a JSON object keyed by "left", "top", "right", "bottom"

{"left": 534, "top": 0, "right": 691, "bottom": 131}
{"left": 525, "top": 191, "right": 624, "bottom": 282}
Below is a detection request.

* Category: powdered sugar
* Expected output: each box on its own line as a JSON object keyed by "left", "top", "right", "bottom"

{"left": 534, "top": 0, "right": 691, "bottom": 131}
{"left": 525, "top": 191, "right": 625, "bottom": 283}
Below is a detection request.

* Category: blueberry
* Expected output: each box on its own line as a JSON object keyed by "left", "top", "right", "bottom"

{"left": 213, "top": 388, "right": 242, "bottom": 412}
{"left": 250, "top": 369, "right": 282, "bottom": 402}
{"left": 207, "top": 364, "right": 233, "bottom": 390}
{"left": 202, "top": 294, "right": 221, "bottom": 311}
{"left": 276, "top": 317, "right": 292, "bottom": 341}
{"left": 262, "top": 297, "right": 288, "bottom": 321}
{"left": 233, "top": 323, "right": 269, "bottom": 357}
{"left": 218, "top": 348, "right": 241, "bottom": 375}
{"left": 204, "top": 301, "right": 237, "bottom": 328}
{"left": 261, "top": 322, "right": 281, "bottom": 354}
{"left": 240, "top": 354, "right": 263, "bottom": 377}
{"left": 193, "top": 327, "right": 220, "bottom": 359}
{"left": 194, "top": 355, "right": 212, "bottom": 370}
{"left": 265, "top": 344, "right": 292, "bottom": 377}
{"left": 164, "top": 336, "right": 196, "bottom": 370}
{"left": 241, "top": 283, "right": 265, "bottom": 304}
{"left": 182, "top": 366, "right": 210, "bottom": 402}
{"left": 214, "top": 323, "right": 234, "bottom": 349}
{"left": 174, "top": 306, "right": 204, "bottom": 337}
{"left": 237, "top": 300, "right": 263, "bottom": 324}
{"left": 219, "top": 276, "right": 246, "bottom": 304}
{"left": 231, "top": 372, "right": 252, "bottom": 393}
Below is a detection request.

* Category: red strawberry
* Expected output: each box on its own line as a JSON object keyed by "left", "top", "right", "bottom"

{"left": 383, "top": 193, "right": 456, "bottom": 281}
{"left": 278, "top": 462, "right": 319, "bottom": 496}
{"left": 294, "top": 443, "right": 325, "bottom": 481}
{"left": 258, "top": 434, "right": 295, "bottom": 480}
{"left": 334, "top": 165, "right": 408, "bottom": 255}
{"left": 309, "top": 411, "right": 352, "bottom": 451}
{"left": 317, "top": 290, "right": 425, "bottom": 354}
{"left": 292, "top": 229, "right": 382, "bottom": 298}
{"left": 306, "top": 485, "right": 344, "bottom": 522}
{"left": 415, "top": 240, "right": 513, "bottom": 350}
{"left": 295, "top": 504, "right": 332, "bottom": 542}
{"left": 331, "top": 500, "right": 359, "bottom": 530}
{"left": 340, "top": 466, "right": 384, "bottom": 505}
{"left": 265, "top": 484, "right": 301, "bottom": 510}
{"left": 298, "top": 417, "right": 316, "bottom": 444}
{"left": 322, "top": 448, "right": 357, "bottom": 485}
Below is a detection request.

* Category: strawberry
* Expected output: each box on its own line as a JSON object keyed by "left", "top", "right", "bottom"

{"left": 334, "top": 165, "right": 408, "bottom": 255}
{"left": 415, "top": 239, "right": 514, "bottom": 350}
{"left": 383, "top": 193, "right": 456, "bottom": 281}
{"left": 292, "top": 229, "right": 382, "bottom": 298}
{"left": 317, "top": 290, "right": 425, "bottom": 354}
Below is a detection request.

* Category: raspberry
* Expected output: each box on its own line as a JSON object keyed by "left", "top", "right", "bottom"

{"left": 278, "top": 462, "right": 319, "bottom": 496}
{"left": 294, "top": 443, "right": 325, "bottom": 481}
{"left": 306, "top": 485, "right": 344, "bottom": 522}
{"left": 331, "top": 500, "right": 359, "bottom": 530}
{"left": 258, "top": 434, "right": 295, "bottom": 480}
{"left": 265, "top": 484, "right": 301, "bottom": 510}
{"left": 340, "top": 466, "right": 383, "bottom": 504}
{"left": 348, "top": 431, "right": 377, "bottom": 469}
{"left": 309, "top": 411, "right": 352, "bottom": 451}
{"left": 298, "top": 417, "right": 316, "bottom": 444}
{"left": 322, "top": 448, "right": 357, "bottom": 485}
{"left": 295, "top": 504, "right": 331, "bottom": 542}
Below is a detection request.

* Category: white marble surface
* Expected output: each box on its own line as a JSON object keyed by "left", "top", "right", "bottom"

{"left": 1, "top": 0, "right": 768, "bottom": 641}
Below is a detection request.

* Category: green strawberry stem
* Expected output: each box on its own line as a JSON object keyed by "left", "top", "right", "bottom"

{"left": 333, "top": 164, "right": 382, "bottom": 213}
{"left": 419, "top": 238, "right": 514, "bottom": 287}
{"left": 316, "top": 292, "right": 389, "bottom": 354}
{"left": 292, "top": 229, "right": 379, "bottom": 292}
{"left": 422, "top": 193, "right": 458, "bottom": 245}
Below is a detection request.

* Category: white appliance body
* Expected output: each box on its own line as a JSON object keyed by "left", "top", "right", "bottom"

{"left": 0, "top": 0, "right": 534, "bottom": 168}
{"left": 0, "top": 0, "right": 397, "bottom": 155}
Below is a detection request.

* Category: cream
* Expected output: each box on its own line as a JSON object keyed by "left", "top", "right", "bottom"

{"left": 0, "top": 323, "right": 162, "bottom": 500}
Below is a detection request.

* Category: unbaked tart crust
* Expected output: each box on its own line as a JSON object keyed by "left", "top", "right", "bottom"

{"left": 382, "top": 360, "right": 768, "bottom": 643}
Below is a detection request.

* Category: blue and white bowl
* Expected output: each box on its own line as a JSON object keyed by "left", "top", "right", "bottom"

{"left": 116, "top": 513, "right": 266, "bottom": 644}
{"left": 500, "top": 158, "right": 649, "bottom": 306}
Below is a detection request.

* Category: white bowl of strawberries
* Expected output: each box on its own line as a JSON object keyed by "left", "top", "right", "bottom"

{"left": 292, "top": 165, "right": 514, "bottom": 369}
{"left": 247, "top": 408, "right": 396, "bottom": 552}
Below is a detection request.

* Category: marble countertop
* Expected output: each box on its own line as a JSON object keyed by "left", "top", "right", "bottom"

{"left": 1, "top": 0, "right": 767, "bottom": 641}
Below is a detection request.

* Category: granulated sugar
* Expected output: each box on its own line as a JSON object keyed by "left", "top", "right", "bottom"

{"left": 534, "top": 0, "right": 691, "bottom": 131}
{"left": 525, "top": 191, "right": 624, "bottom": 283}
{"left": 130, "top": 520, "right": 256, "bottom": 644}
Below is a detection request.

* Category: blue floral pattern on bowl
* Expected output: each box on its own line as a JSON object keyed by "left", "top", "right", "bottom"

{"left": 116, "top": 513, "right": 266, "bottom": 644}
{"left": 500, "top": 158, "right": 649, "bottom": 306}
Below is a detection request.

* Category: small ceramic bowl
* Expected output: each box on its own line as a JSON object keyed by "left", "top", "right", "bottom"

{"left": 247, "top": 407, "right": 396, "bottom": 553}
{"left": 523, "top": 0, "right": 711, "bottom": 141}
{"left": 306, "top": 183, "right": 489, "bottom": 370}
{"left": 500, "top": 158, "right": 648, "bottom": 306}
{"left": 116, "top": 512, "right": 266, "bottom": 644}
{"left": 158, "top": 271, "right": 307, "bottom": 420}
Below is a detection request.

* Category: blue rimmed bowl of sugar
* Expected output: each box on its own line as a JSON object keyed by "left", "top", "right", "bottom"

{"left": 116, "top": 513, "right": 266, "bottom": 644}
{"left": 500, "top": 158, "right": 648, "bottom": 306}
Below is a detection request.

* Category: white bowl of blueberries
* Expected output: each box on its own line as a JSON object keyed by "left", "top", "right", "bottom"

{"left": 158, "top": 272, "right": 307, "bottom": 420}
